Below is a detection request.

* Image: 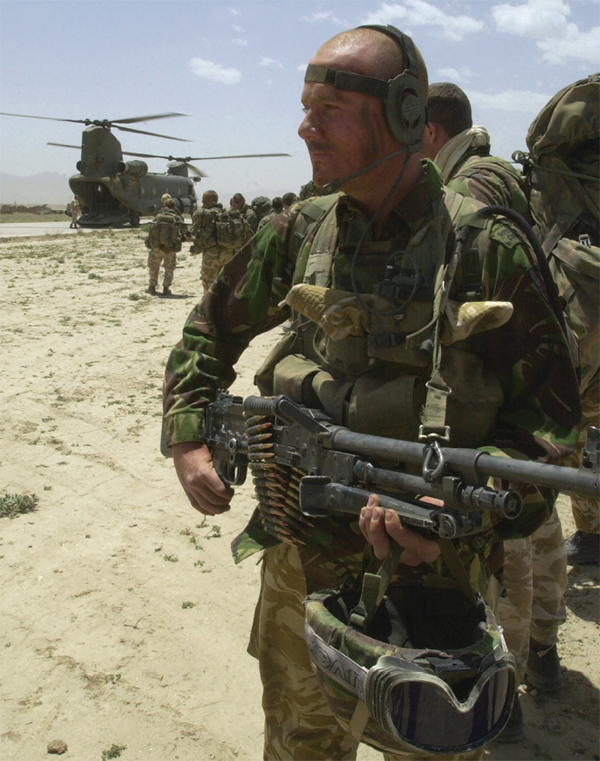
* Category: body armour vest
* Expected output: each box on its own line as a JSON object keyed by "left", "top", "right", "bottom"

{"left": 255, "top": 189, "right": 511, "bottom": 450}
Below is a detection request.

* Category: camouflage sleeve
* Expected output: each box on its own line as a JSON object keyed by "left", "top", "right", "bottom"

{"left": 163, "top": 213, "right": 297, "bottom": 446}
{"left": 476, "top": 220, "right": 581, "bottom": 539}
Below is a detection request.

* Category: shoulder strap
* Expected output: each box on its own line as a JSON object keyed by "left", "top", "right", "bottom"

{"left": 288, "top": 194, "right": 340, "bottom": 286}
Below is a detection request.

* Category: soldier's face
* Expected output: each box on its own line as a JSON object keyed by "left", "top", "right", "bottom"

{"left": 298, "top": 65, "right": 398, "bottom": 195}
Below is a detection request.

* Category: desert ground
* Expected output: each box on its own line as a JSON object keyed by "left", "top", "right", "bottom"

{"left": 0, "top": 226, "right": 598, "bottom": 761}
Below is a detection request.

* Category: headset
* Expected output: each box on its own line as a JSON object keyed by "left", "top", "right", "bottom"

{"left": 304, "top": 24, "right": 427, "bottom": 152}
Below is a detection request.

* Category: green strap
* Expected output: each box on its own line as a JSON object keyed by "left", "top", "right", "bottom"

{"left": 350, "top": 541, "right": 404, "bottom": 630}
{"left": 437, "top": 538, "right": 477, "bottom": 604}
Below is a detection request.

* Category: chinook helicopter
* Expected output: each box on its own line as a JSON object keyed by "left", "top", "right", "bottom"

{"left": 0, "top": 112, "right": 290, "bottom": 227}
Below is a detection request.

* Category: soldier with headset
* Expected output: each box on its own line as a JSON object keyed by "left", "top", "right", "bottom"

{"left": 163, "top": 25, "right": 580, "bottom": 760}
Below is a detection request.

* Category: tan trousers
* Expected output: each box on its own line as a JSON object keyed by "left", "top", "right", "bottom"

{"left": 200, "top": 246, "right": 234, "bottom": 292}
{"left": 570, "top": 374, "right": 600, "bottom": 534}
{"left": 147, "top": 248, "right": 176, "bottom": 288}
{"left": 249, "top": 543, "right": 485, "bottom": 761}
{"left": 488, "top": 509, "right": 566, "bottom": 684}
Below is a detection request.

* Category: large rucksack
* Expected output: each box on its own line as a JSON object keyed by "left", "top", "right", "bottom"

{"left": 148, "top": 211, "right": 183, "bottom": 251}
{"left": 514, "top": 73, "right": 600, "bottom": 393}
{"left": 193, "top": 207, "right": 253, "bottom": 252}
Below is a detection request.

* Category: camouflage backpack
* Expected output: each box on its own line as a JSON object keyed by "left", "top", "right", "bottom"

{"left": 148, "top": 211, "right": 182, "bottom": 251}
{"left": 514, "top": 73, "right": 600, "bottom": 392}
{"left": 193, "top": 207, "right": 253, "bottom": 252}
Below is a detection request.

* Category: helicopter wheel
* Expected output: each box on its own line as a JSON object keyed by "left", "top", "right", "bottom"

{"left": 129, "top": 214, "right": 141, "bottom": 228}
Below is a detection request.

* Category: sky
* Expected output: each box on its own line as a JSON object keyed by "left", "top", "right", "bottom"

{"left": 1, "top": 0, "right": 599, "bottom": 202}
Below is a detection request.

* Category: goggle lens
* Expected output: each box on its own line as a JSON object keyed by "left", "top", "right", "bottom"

{"left": 389, "top": 668, "right": 514, "bottom": 752}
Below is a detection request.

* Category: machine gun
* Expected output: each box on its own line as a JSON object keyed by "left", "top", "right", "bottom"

{"left": 195, "top": 392, "right": 600, "bottom": 540}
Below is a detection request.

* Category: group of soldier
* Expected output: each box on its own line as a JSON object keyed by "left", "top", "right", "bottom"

{"left": 144, "top": 190, "right": 299, "bottom": 296}
{"left": 149, "top": 24, "right": 597, "bottom": 758}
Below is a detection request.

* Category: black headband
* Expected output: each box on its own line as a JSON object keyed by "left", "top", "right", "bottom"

{"left": 303, "top": 25, "right": 420, "bottom": 102}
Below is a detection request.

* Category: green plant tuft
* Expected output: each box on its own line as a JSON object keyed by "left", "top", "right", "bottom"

{"left": 0, "top": 493, "right": 39, "bottom": 519}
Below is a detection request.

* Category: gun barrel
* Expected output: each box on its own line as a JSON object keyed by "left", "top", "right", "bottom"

{"left": 240, "top": 395, "right": 600, "bottom": 499}
{"left": 327, "top": 428, "right": 599, "bottom": 499}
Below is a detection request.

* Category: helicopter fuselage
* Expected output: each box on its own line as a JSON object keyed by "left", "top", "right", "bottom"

{"left": 69, "top": 126, "right": 197, "bottom": 227}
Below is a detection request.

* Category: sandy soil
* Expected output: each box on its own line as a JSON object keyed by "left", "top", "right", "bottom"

{"left": 0, "top": 229, "right": 598, "bottom": 761}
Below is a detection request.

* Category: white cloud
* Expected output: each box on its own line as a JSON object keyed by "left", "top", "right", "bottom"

{"left": 232, "top": 24, "right": 243, "bottom": 32}
{"left": 491, "top": 0, "right": 600, "bottom": 65}
{"left": 537, "top": 26, "right": 600, "bottom": 66}
{"left": 468, "top": 90, "right": 551, "bottom": 113}
{"left": 189, "top": 58, "right": 241, "bottom": 85}
{"left": 260, "top": 57, "right": 283, "bottom": 68}
{"left": 492, "top": 0, "right": 569, "bottom": 37}
{"left": 361, "top": 1, "right": 483, "bottom": 41}
{"left": 232, "top": 38, "right": 247, "bottom": 46}
{"left": 229, "top": 7, "right": 241, "bottom": 15}
{"left": 297, "top": 63, "right": 307, "bottom": 72}
{"left": 436, "top": 67, "right": 473, "bottom": 84}
{"left": 304, "top": 10, "right": 343, "bottom": 24}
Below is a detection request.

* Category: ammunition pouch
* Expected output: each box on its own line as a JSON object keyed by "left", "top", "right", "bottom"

{"left": 440, "top": 346, "right": 504, "bottom": 448}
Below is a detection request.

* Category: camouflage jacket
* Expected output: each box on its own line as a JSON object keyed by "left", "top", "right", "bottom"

{"left": 163, "top": 160, "right": 580, "bottom": 594}
{"left": 445, "top": 146, "right": 530, "bottom": 218}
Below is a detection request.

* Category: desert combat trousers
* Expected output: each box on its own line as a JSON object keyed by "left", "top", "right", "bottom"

{"left": 248, "top": 543, "right": 485, "bottom": 761}
{"left": 147, "top": 247, "right": 176, "bottom": 289}
{"left": 488, "top": 509, "right": 566, "bottom": 684}
{"left": 200, "top": 245, "right": 234, "bottom": 293}
{"left": 570, "top": 373, "right": 600, "bottom": 534}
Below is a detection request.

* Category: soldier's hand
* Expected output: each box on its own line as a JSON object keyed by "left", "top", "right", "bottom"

{"left": 172, "top": 442, "right": 234, "bottom": 515}
{"left": 359, "top": 494, "right": 441, "bottom": 566}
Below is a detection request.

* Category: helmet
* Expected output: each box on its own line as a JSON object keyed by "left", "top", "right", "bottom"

{"left": 251, "top": 195, "right": 271, "bottom": 212}
{"left": 304, "top": 557, "right": 515, "bottom": 755}
{"left": 161, "top": 193, "right": 172, "bottom": 204}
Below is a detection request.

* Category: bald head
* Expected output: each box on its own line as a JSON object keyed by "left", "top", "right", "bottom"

{"left": 314, "top": 26, "right": 428, "bottom": 97}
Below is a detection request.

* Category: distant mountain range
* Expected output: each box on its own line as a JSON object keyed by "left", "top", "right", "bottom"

{"left": 0, "top": 172, "right": 73, "bottom": 205}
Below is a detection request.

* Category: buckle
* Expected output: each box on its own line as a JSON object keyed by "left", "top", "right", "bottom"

{"left": 418, "top": 424, "right": 450, "bottom": 443}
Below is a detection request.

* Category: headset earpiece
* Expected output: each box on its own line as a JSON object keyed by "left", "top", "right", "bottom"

{"left": 359, "top": 25, "right": 427, "bottom": 150}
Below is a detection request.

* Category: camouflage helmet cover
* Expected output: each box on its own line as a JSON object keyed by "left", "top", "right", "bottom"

{"left": 304, "top": 584, "right": 515, "bottom": 754}
{"left": 251, "top": 195, "right": 271, "bottom": 211}
{"left": 161, "top": 193, "right": 173, "bottom": 204}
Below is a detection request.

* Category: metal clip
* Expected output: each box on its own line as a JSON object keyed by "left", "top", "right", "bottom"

{"left": 423, "top": 439, "right": 445, "bottom": 483}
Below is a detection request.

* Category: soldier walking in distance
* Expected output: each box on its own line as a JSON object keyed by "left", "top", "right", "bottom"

{"left": 163, "top": 25, "right": 580, "bottom": 760}
{"left": 191, "top": 190, "right": 253, "bottom": 293}
{"left": 145, "top": 193, "right": 189, "bottom": 296}
{"left": 69, "top": 196, "right": 81, "bottom": 228}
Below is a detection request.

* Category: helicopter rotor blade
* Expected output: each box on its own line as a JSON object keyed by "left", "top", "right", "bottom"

{"left": 119, "top": 150, "right": 208, "bottom": 176}
{"left": 121, "top": 150, "right": 172, "bottom": 159}
{"left": 185, "top": 153, "right": 290, "bottom": 160}
{"left": 113, "top": 124, "right": 190, "bottom": 142}
{"left": 186, "top": 163, "right": 208, "bottom": 178}
{"left": 1, "top": 112, "right": 87, "bottom": 124}
{"left": 110, "top": 113, "right": 187, "bottom": 125}
{"left": 48, "top": 142, "right": 82, "bottom": 150}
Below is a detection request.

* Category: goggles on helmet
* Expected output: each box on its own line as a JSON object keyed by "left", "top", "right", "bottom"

{"left": 304, "top": 583, "right": 516, "bottom": 755}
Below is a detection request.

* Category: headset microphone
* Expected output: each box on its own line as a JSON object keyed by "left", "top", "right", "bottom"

{"left": 322, "top": 145, "right": 413, "bottom": 194}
